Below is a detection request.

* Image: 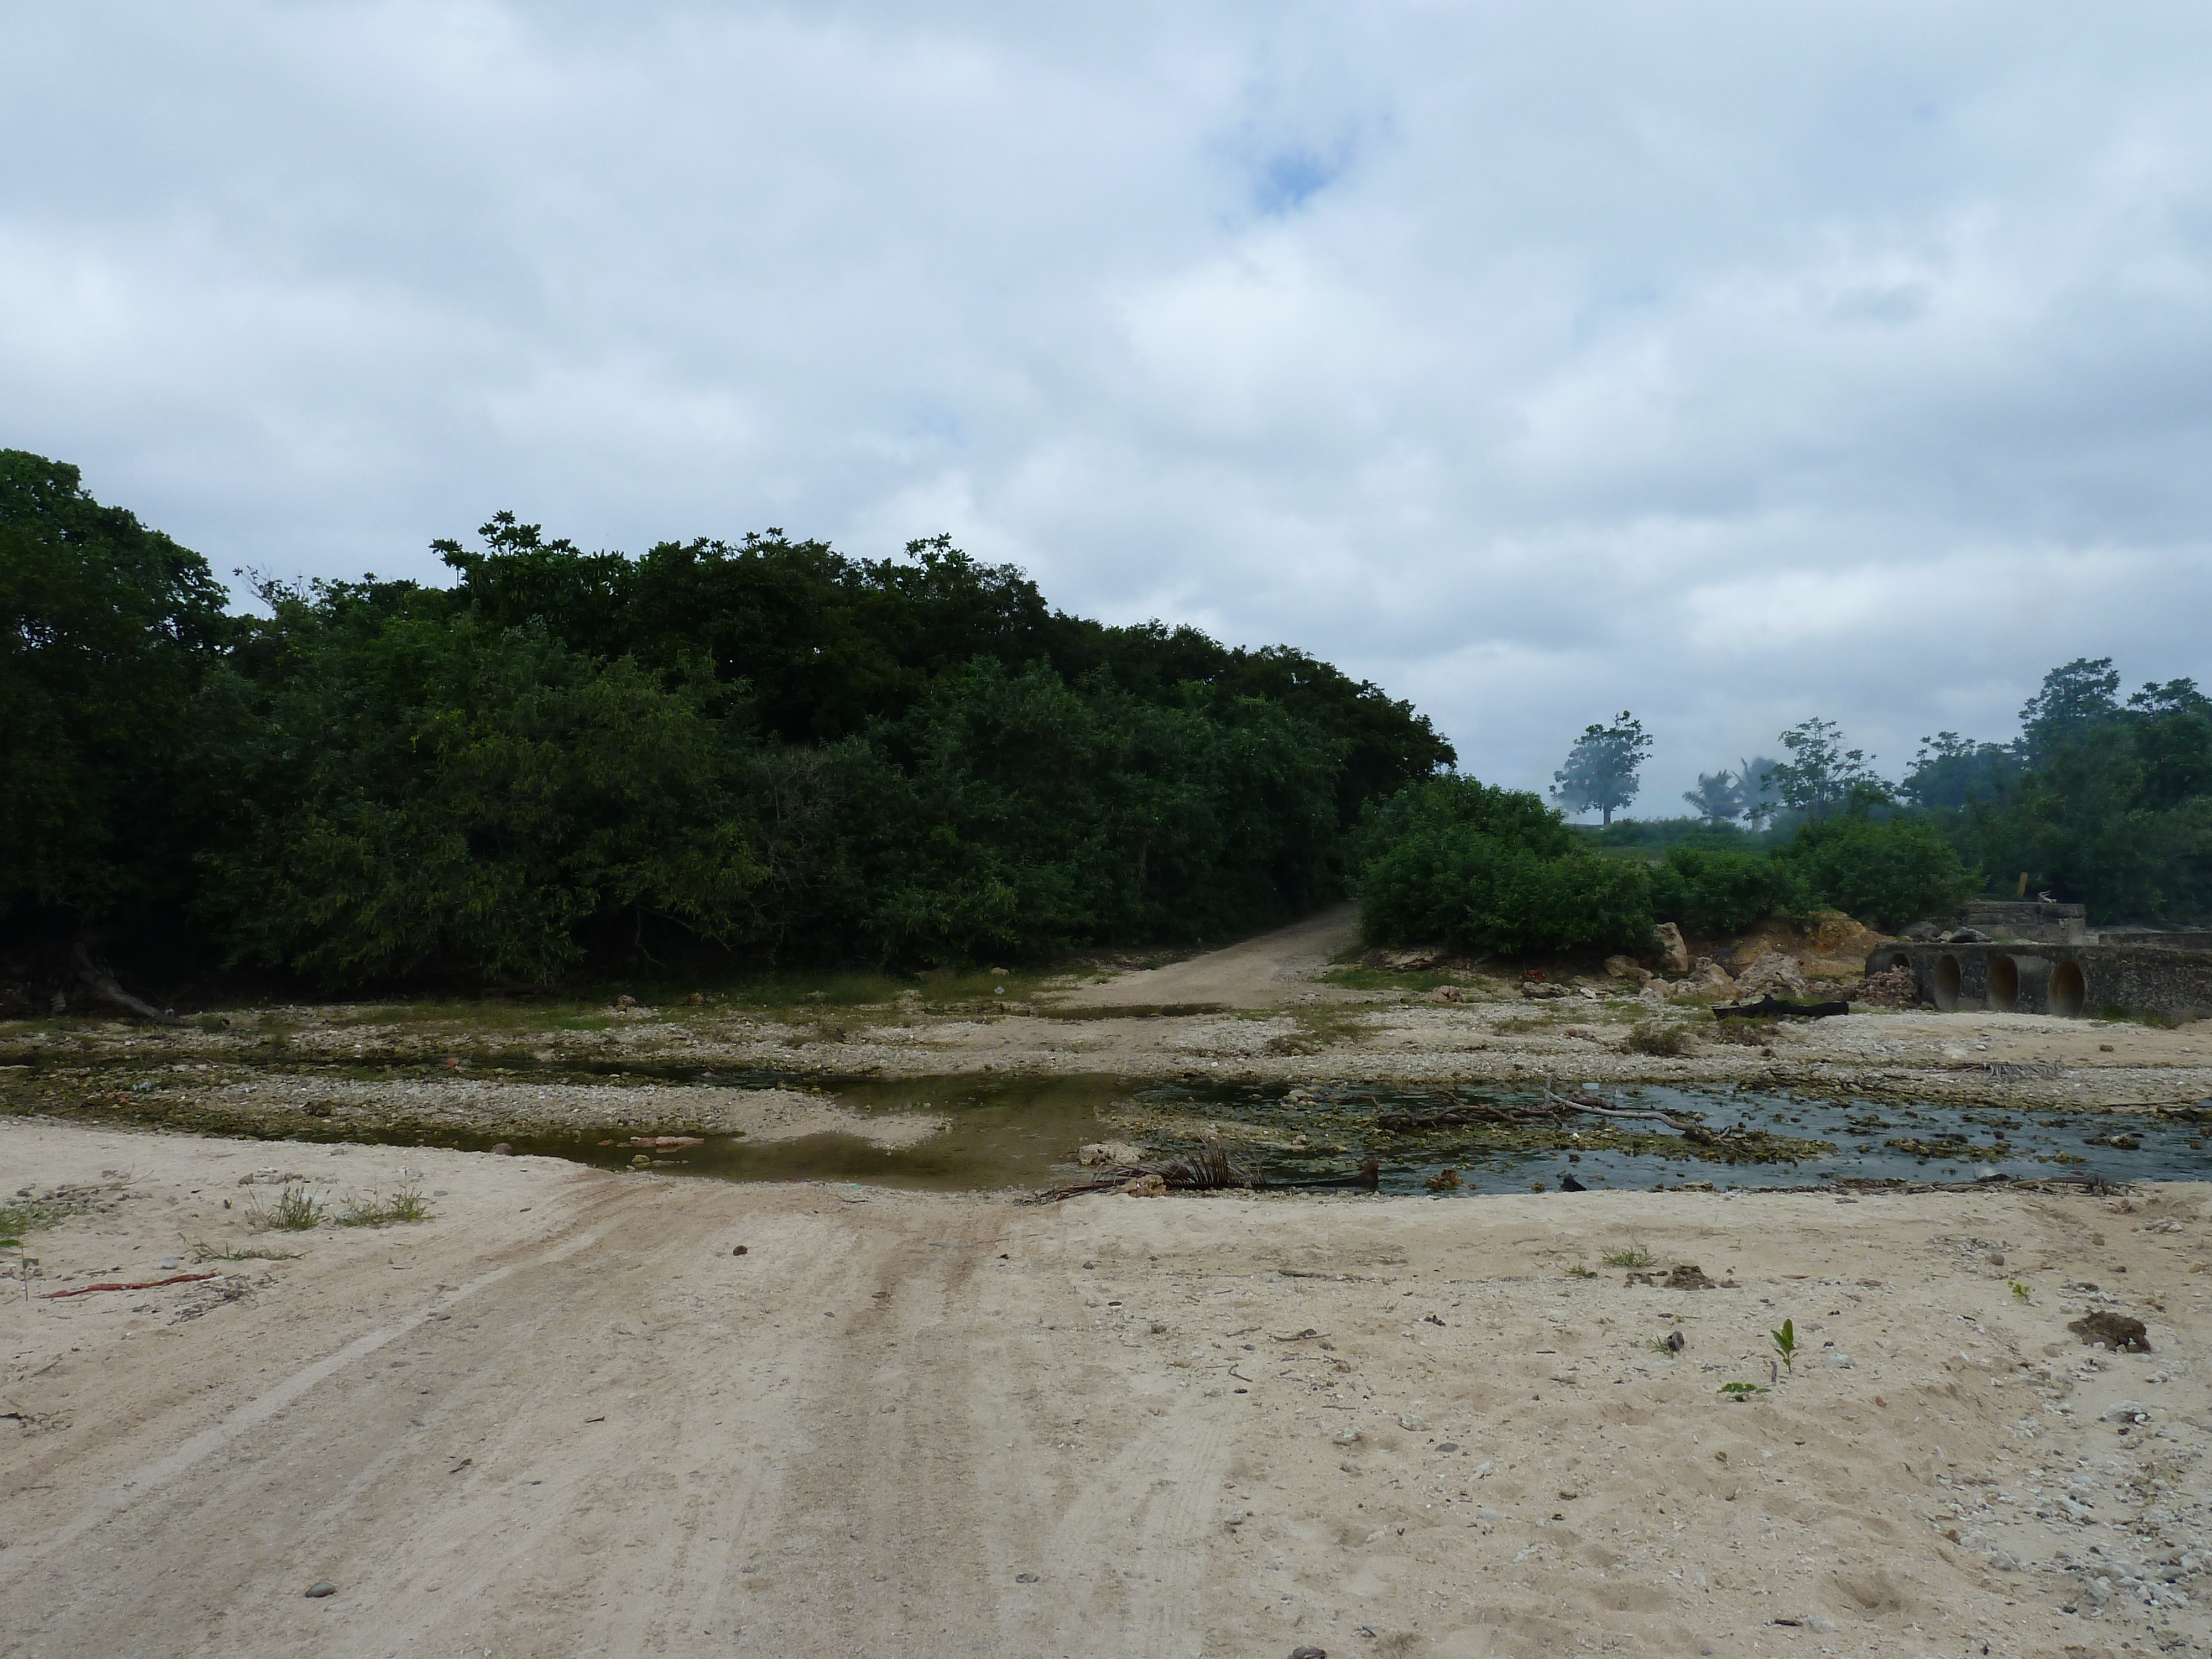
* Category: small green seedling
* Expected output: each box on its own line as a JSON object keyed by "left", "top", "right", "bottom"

{"left": 1771, "top": 1317, "right": 1797, "bottom": 1372}
{"left": 2010, "top": 1280, "right": 2031, "bottom": 1302}
{"left": 1, "top": 1235, "right": 33, "bottom": 1303}
{"left": 1717, "top": 1381, "right": 1769, "bottom": 1401}
{"left": 1566, "top": 1261, "right": 1597, "bottom": 1279}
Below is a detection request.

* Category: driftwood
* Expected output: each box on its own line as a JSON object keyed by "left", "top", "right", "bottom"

{"left": 71, "top": 943, "right": 180, "bottom": 1025}
{"left": 1379, "top": 1081, "right": 1749, "bottom": 1149}
{"left": 1714, "top": 994, "right": 1850, "bottom": 1021}
{"left": 1029, "top": 1149, "right": 1377, "bottom": 1204}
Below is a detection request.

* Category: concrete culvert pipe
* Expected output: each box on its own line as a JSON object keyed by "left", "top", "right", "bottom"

{"left": 1989, "top": 954, "right": 2019, "bottom": 1013}
{"left": 2051, "top": 959, "right": 2086, "bottom": 1018}
{"left": 1933, "top": 953, "right": 1963, "bottom": 1011}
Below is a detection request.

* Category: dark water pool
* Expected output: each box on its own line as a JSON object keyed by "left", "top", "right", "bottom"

{"left": 420, "top": 1073, "right": 2212, "bottom": 1195}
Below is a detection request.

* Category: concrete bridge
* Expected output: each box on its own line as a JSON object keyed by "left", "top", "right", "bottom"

{"left": 1869, "top": 937, "right": 2212, "bottom": 1024}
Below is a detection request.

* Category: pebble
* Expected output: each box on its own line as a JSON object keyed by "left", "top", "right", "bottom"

{"left": 304, "top": 1580, "right": 335, "bottom": 1598}
{"left": 1291, "top": 1648, "right": 1328, "bottom": 1658}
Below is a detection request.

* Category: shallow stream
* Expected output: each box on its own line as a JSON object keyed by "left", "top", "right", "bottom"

{"left": 396, "top": 1073, "right": 2212, "bottom": 1194}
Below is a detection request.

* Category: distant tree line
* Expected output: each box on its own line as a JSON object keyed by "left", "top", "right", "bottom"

{"left": 0, "top": 451, "right": 1453, "bottom": 996}
{"left": 1360, "top": 656, "right": 2212, "bottom": 959}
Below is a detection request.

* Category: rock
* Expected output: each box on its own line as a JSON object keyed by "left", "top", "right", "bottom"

{"left": 1118, "top": 1173, "right": 1168, "bottom": 1197}
{"left": 731, "top": 1244, "right": 749, "bottom": 1256}
{"left": 630, "top": 1153, "right": 653, "bottom": 1167}
{"left": 1855, "top": 964, "right": 1919, "bottom": 1009}
{"left": 1664, "top": 1328, "right": 1685, "bottom": 1352}
{"left": 1561, "top": 1173, "right": 1587, "bottom": 1192}
{"left": 2070, "top": 1311, "right": 2152, "bottom": 1353}
{"left": 614, "top": 994, "right": 637, "bottom": 1010}
{"left": 1735, "top": 952, "right": 1809, "bottom": 997}
{"left": 686, "top": 992, "right": 705, "bottom": 1005}
{"left": 1291, "top": 1648, "right": 1330, "bottom": 1659}
{"left": 1077, "top": 1140, "right": 1145, "bottom": 1167}
{"left": 1380, "top": 947, "right": 1445, "bottom": 971}
{"left": 1604, "top": 954, "right": 1652, "bottom": 982}
{"left": 305, "top": 1581, "right": 335, "bottom": 1598}
{"left": 2102, "top": 1400, "right": 2152, "bottom": 1423}
{"left": 1430, "top": 984, "right": 1464, "bottom": 1003}
{"left": 491, "top": 1142, "right": 514, "bottom": 1156}
{"left": 1653, "top": 922, "right": 1691, "bottom": 975}
{"left": 1521, "top": 980, "right": 1570, "bottom": 1000}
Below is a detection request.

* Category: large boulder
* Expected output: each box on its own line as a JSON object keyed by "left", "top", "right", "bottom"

{"left": 1734, "top": 951, "right": 1809, "bottom": 997}
{"left": 1604, "top": 954, "right": 1653, "bottom": 983}
{"left": 1653, "top": 922, "right": 1692, "bottom": 975}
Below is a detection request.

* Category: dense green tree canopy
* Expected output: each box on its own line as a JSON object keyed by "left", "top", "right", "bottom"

{"left": 0, "top": 451, "right": 232, "bottom": 953}
{"left": 0, "top": 456, "right": 1455, "bottom": 992}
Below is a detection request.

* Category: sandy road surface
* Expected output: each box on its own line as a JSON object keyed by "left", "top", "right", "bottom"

{"left": 10, "top": 1118, "right": 2212, "bottom": 1658}
{"left": 1052, "top": 903, "right": 1362, "bottom": 1010}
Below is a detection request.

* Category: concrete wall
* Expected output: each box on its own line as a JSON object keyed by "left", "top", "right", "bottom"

{"left": 1867, "top": 941, "right": 2212, "bottom": 1024}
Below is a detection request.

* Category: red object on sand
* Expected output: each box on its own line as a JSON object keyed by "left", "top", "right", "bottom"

{"left": 40, "top": 1272, "right": 217, "bottom": 1300}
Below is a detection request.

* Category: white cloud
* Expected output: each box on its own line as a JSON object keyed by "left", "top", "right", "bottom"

{"left": 4, "top": 1, "right": 2212, "bottom": 810}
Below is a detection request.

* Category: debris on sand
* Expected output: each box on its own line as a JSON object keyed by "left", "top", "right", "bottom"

{"left": 2069, "top": 1310, "right": 2152, "bottom": 1352}
{"left": 1625, "top": 1263, "right": 1731, "bottom": 1290}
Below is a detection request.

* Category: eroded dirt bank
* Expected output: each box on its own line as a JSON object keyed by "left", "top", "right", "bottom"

{"left": 5, "top": 1118, "right": 2212, "bottom": 1658}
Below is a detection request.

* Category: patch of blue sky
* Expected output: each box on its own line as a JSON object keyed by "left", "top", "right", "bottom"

{"left": 1250, "top": 145, "right": 1344, "bottom": 216}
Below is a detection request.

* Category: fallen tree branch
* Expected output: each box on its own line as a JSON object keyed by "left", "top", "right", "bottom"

{"left": 71, "top": 943, "right": 180, "bottom": 1025}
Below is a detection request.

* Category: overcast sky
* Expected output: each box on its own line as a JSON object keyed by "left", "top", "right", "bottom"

{"left": 7, "top": 3, "right": 2212, "bottom": 811}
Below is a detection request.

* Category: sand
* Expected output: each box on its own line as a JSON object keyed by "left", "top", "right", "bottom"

{"left": 6, "top": 1115, "right": 2212, "bottom": 1658}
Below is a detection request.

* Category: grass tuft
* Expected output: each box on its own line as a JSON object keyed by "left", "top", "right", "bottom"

{"left": 337, "top": 1187, "right": 433, "bottom": 1228}
{"left": 1600, "top": 1244, "right": 1657, "bottom": 1269}
{"left": 1624, "top": 1022, "right": 1689, "bottom": 1057}
{"left": 189, "top": 1240, "right": 304, "bottom": 1262}
{"left": 247, "top": 1185, "right": 321, "bottom": 1232}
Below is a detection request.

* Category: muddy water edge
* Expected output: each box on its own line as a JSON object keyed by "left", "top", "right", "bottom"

{"left": 3, "top": 1043, "right": 2209, "bottom": 1195}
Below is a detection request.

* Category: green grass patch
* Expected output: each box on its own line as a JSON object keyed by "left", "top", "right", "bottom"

{"left": 189, "top": 1240, "right": 304, "bottom": 1262}
{"left": 1624, "top": 1022, "right": 1691, "bottom": 1057}
{"left": 0, "top": 1191, "right": 98, "bottom": 1237}
{"left": 1601, "top": 1244, "right": 1657, "bottom": 1269}
{"left": 246, "top": 1185, "right": 322, "bottom": 1231}
{"left": 1317, "top": 966, "right": 1498, "bottom": 995}
{"left": 338, "top": 1187, "right": 433, "bottom": 1227}
{"left": 1263, "top": 1008, "right": 1374, "bottom": 1056}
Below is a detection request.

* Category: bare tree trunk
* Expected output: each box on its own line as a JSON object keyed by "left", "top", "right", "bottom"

{"left": 71, "top": 942, "right": 180, "bottom": 1024}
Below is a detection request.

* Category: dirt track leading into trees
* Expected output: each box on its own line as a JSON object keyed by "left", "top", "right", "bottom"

{"left": 1052, "top": 901, "right": 1363, "bottom": 1009}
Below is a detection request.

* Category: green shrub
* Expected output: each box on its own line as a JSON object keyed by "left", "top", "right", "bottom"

{"left": 1356, "top": 776, "right": 1655, "bottom": 956}
{"left": 1773, "top": 812, "right": 1975, "bottom": 930}
{"left": 1647, "top": 847, "right": 1808, "bottom": 934}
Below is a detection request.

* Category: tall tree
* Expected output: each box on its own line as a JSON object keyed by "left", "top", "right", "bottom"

{"left": 1736, "top": 755, "right": 1783, "bottom": 828}
{"left": 2018, "top": 657, "right": 2121, "bottom": 763}
{"left": 1681, "top": 769, "right": 1743, "bottom": 825}
{"left": 1551, "top": 712, "right": 1652, "bottom": 827}
{"left": 0, "top": 450, "right": 231, "bottom": 1008}
{"left": 1764, "top": 719, "right": 1884, "bottom": 821}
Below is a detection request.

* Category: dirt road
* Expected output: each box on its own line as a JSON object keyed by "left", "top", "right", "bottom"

{"left": 8, "top": 1118, "right": 2212, "bottom": 1657}
{"left": 1052, "top": 902, "right": 1363, "bottom": 1010}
